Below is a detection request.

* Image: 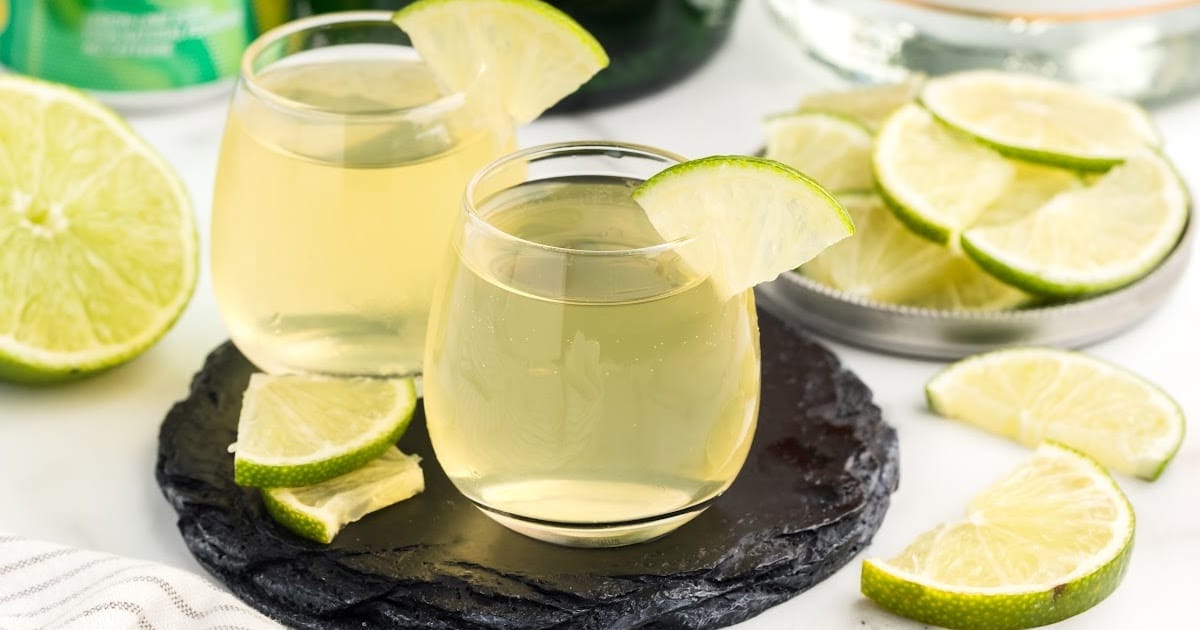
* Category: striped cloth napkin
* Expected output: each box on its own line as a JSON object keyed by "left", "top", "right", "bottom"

{"left": 0, "top": 533, "right": 283, "bottom": 629}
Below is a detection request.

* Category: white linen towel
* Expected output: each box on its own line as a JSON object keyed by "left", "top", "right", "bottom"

{"left": 0, "top": 533, "right": 284, "bottom": 629}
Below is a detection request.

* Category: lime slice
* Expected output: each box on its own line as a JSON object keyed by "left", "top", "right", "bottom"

{"left": 234, "top": 374, "right": 418, "bottom": 488}
{"left": 962, "top": 149, "right": 1188, "bottom": 297}
{"left": 927, "top": 347, "right": 1185, "bottom": 480}
{"left": 393, "top": 0, "right": 608, "bottom": 124}
{"left": 862, "top": 442, "right": 1135, "bottom": 629}
{"left": 764, "top": 112, "right": 874, "bottom": 193}
{"left": 874, "top": 103, "right": 1014, "bottom": 245}
{"left": 921, "top": 70, "right": 1160, "bottom": 171}
{"left": 973, "top": 161, "right": 1084, "bottom": 228}
{"left": 800, "top": 195, "right": 1030, "bottom": 310}
{"left": 632, "top": 156, "right": 854, "bottom": 299}
{"left": 263, "top": 447, "right": 424, "bottom": 544}
{"left": 0, "top": 75, "right": 197, "bottom": 384}
{"left": 797, "top": 76, "right": 924, "bottom": 131}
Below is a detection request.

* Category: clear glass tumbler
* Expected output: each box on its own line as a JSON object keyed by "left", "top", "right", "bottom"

{"left": 423, "top": 142, "right": 762, "bottom": 547}
{"left": 211, "top": 11, "right": 515, "bottom": 376}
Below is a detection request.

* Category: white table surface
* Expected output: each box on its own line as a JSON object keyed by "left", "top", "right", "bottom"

{"left": 2, "top": 1, "right": 1197, "bottom": 628}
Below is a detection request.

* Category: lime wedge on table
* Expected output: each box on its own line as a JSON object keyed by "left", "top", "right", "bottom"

{"left": 862, "top": 442, "right": 1135, "bottom": 629}
{"left": 921, "top": 70, "right": 1160, "bottom": 170}
{"left": 764, "top": 112, "right": 874, "bottom": 193}
{"left": 393, "top": 0, "right": 608, "bottom": 124}
{"left": 800, "top": 194, "right": 1030, "bottom": 310}
{"left": 0, "top": 76, "right": 197, "bottom": 384}
{"left": 797, "top": 76, "right": 923, "bottom": 131}
{"left": 632, "top": 156, "right": 854, "bottom": 299}
{"left": 927, "top": 347, "right": 1185, "bottom": 480}
{"left": 234, "top": 374, "right": 417, "bottom": 488}
{"left": 962, "top": 149, "right": 1188, "bottom": 297}
{"left": 874, "top": 103, "right": 1015, "bottom": 245}
{"left": 264, "top": 448, "right": 424, "bottom": 544}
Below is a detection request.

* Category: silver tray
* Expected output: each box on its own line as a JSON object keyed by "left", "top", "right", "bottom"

{"left": 755, "top": 218, "right": 1194, "bottom": 360}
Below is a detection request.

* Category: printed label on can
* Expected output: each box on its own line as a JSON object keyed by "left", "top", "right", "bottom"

{"left": 0, "top": 1, "right": 262, "bottom": 93}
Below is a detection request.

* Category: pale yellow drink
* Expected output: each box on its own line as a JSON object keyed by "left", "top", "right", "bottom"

{"left": 424, "top": 173, "right": 761, "bottom": 545}
{"left": 212, "top": 43, "right": 513, "bottom": 376}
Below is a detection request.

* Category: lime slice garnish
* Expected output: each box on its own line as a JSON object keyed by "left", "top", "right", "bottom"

{"left": 393, "top": 0, "right": 608, "bottom": 124}
{"left": 764, "top": 111, "right": 874, "bottom": 193}
{"left": 862, "top": 442, "right": 1135, "bottom": 628}
{"left": 233, "top": 374, "right": 417, "bottom": 488}
{"left": 263, "top": 447, "right": 424, "bottom": 544}
{"left": 921, "top": 70, "right": 1160, "bottom": 171}
{"left": 927, "top": 347, "right": 1185, "bottom": 480}
{"left": 801, "top": 194, "right": 1030, "bottom": 310}
{"left": 797, "top": 76, "right": 924, "bottom": 131}
{"left": 874, "top": 103, "right": 1015, "bottom": 245}
{"left": 962, "top": 149, "right": 1188, "bottom": 297}
{"left": 0, "top": 75, "right": 197, "bottom": 384}
{"left": 632, "top": 156, "right": 854, "bottom": 299}
{"left": 972, "top": 161, "right": 1084, "bottom": 227}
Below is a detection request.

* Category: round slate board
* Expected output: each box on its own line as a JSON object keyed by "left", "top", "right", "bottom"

{"left": 156, "top": 308, "right": 899, "bottom": 629}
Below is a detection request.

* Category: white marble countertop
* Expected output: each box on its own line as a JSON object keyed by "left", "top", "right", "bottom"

{"left": 1, "top": 1, "right": 1197, "bottom": 628}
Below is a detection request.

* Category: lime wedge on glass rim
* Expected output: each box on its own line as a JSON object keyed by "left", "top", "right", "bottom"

{"left": 263, "top": 447, "right": 424, "bottom": 544}
{"left": 764, "top": 111, "right": 874, "bottom": 193}
{"left": 800, "top": 194, "right": 1031, "bottom": 310}
{"left": 632, "top": 156, "right": 855, "bottom": 299}
{"left": 927, "top": 347, "right": 1185, "bottom": 480}
{"left": 862, "top": 442, "right": 1135, "bottom": 629}
{"left": 920, "top": 70, "right": 1160, "bottom": 171}
{"left": 392, "top": 0, "right": 608, "bottom": 124}
{"left": 233, "top": 374, "right": 418, "bottom": 488}
{"left": 0, "top": 75, "right": 197, "bottom": 384}
{"left": 962, "top": 149, "right": 1188, "bottom": 297}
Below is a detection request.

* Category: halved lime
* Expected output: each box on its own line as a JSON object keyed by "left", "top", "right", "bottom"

{"left": 797, "top": 76, "right": 923, "bottom": 131}
{"left": 632, "top": 156, "right": 854, "bottom": 299}
{"left": 0, "top": 75, "right": 197, "bottom": 384}
{"left": 800, "top": 194, "right": 1030, "bottom": 310}
{"left": 873, "top": 103, "right": 1014, "bottom": 245}
{"left": 962, "top": 149, "right": 1188, "bottom": 297}
{"left": 927, "top": 347, "right": 1185, "bottom": 480}
{"left": 233, "top": 374, "right": 417, "bottom": 488}
{"left": 764, "top": 112, "right": 873, "bottom": 193}
{"left": 393, "top": 0, "right": 608, "bottom": 124}
{"left": 263, "top": 447, "right": 424, "bottom": 544}
{"left": 921, "top": 70, "right": 1160, "bottom": 171}
{"left": 862, "top": 442, "right": 1135, "bottom": 629}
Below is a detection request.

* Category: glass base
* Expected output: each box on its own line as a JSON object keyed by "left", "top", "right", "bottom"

{"left": 474, "top": 502, "right": 709, "bottom": 548}
{"left": 767, "top": 0, "right": 1200, "bottom": 105}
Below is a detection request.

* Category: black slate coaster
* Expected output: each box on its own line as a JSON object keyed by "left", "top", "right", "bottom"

{"left": 156, "top": 309, "right": 899, "bottom": 629}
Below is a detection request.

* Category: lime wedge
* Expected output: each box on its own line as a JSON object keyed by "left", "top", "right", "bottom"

{"left": 800, "top": 194, "right": 1030, "bottom": 310}
{"left": 874, "top": 103, "right": 1014, "bottom": 245}
{"left": 962, "top": 149, "right": 1188, "bottom": 297}
{"left": 234, "top": 374, "right": 417, "bottom": 488}
{"left": 263, "top": 447, "right": 424, "bottom": 544}
{"left": 632, "top": 156, "right": 854, "bottom": 299}
{"left": 862, "top": 442, "right": 1134, "bottom": 629}
{"left": 927, "top": 347, "right": 1185, "bottom": 480}
{"left": 921, "top": 70, "right": 1160, "bottom": 170}
{"left": 0, "top": 75, "right": 197, "bottom": 384}
{"left": 797, "top": 76, "right": 923, "bottom": 131}
{"left": 764, "top": 112, "right": 873, "bottom": 193}
{"left": 393, "top": 0, "right": 608, "bottom": 124}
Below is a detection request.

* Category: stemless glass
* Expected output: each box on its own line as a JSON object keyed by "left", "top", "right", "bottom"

{"left": 424, "top": 142, "right": 762, "bottom": 547}
{"left": 211, "top": 11, "right": 514, "bottom": 377}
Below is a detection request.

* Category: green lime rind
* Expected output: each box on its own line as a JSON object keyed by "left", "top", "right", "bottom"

{"left": 262, "top": 490, "right": 333, "bottom": 543}
{"left": 924, "top": 107, "right": 1126, "bottom": 172}
{"left": 862, "top": 539, "right": 1132, "bottom": 630}
{"left": 0, "top": 75, "right": 198, "bottom": 385}
{"left": 873, "top": 168, "right": 952, "bottom": 245}
{"left": 234, "top": 412, "right": 412, "bottom": 488}
{"left": 393, "top": 0, "right": 607, "bottom": 65}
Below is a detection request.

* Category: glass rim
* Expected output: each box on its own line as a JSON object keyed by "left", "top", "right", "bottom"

{"left": 463, "top": 141, "right": 696, "bottom": 258}
{"left": 239, "top": 10, "right": 470, "bottom": 121}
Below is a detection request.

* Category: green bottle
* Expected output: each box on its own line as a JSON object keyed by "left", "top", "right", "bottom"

{"left": 295, "top": 0, "right": 742, "bottom": 111}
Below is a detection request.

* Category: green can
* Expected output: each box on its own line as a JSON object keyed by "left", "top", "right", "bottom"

{"left": 0, "top": 1, "right": 287, "bottom": 107}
